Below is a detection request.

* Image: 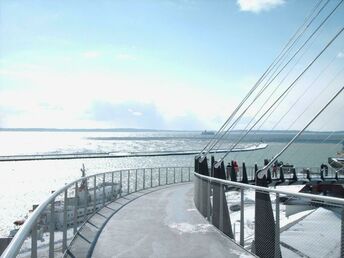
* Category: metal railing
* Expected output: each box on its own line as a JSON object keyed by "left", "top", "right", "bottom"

{"left": 226, "top": 165, "right": 340, "bottom": 182}
{"left": 1, "top": 166, "right": 193, "bottom": 258}
{"left": 194, "top": 172, "right": 344, "bottom": 258}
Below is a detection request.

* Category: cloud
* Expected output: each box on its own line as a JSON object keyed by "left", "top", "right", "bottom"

{"left": 88, "top": 101, "right": 166, "bottom": 129}
{"left": 164, "top": 0, "right": 197, "bottom": 9}
{"left": 237, "top": 0, "right": 285, "bottom": 13}
{"left": 0, "top": 63, "right": 237, "bottom": 130}
{"left": 0, "top": 106, "right": 22, "bottom": 127}
{"left": 337, "top": 51, "right": 344, "bottom": 59}
{"left": 81, "top": 51, "right": 101, "bottom": 59}
{"left": 86, "top": 101, "right": 209, "bottom": 130}
{"left": 166, "top": 113, "right": 205, "bottom": 130}
{"left": 128, "top": 108, "right": 143, "bottom": 116}
{"left": 116, "top": 53, "right": 137, "bottom": 61}
{"left": 81, "top": 49, "right": 138, "bottom": 62}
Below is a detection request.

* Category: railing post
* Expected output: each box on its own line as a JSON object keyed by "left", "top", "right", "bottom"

{"left": 93, "top": 176, "right": 96, "bottom": 212}
{"left": 219, "top": 183, "right": 224, "bottom": 231}
{"left": 275, "top": 193, "right": 280, "bottom": 258}
{"left": 158, "top": 168, "right": 161, "bottom": 186}
{"left": 62, "top": 189, "right": 68, "bottom": 253}
{"left": 207, "top": 179, "right": 211, "bottom": 222}
{"left": 166, "top": 168, "right": 168, "bottom": 185}
{"left": 240, "top": 188, "right": 244, "bottom": 247}
{"left": 341, "top": 206, "right": 344, "bottom": 258}
{"left": 188, "top": 167, "right": 191, "bottom": 182}
{"left": 199, "top": 177, "right": 203, "bottom": 216}
{"left": 31, "top": 220, "right": 37, "bottom": 258}
{"left": 111, "top": 172, "right": 114, "bottom": 200}
{"left": 49, "top": 200, "right": 55, "bottom": 258}
{"left": 127, "top": 170, "right": 130, "bottom": 194}
{"left": 173, "top": 167, "right": 176, "bottom": 184}
{"left": 84, "top": 179, "right": 88, "bottom": 221}
{"left": 73, "top": 182, "right": 78, "bottom": 235}
{"left": 120, "top": 170, "right": 122, "bottom": 197}
{"left": 135, "top": 169, "right": 138, "bottom": 192}
{"left": 102, "top": 173, "right": 106, "bottom": 206}
{"left": 150, "top": 168, "right": 153, "bottom": 187}
{"left": 143, "top": 169, "right": 146, "bottom": 189}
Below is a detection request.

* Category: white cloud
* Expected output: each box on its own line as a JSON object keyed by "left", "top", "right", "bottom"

{"left": 81, "top": 51, "right": 101, "bottom": 59}
{"left": 337, "top": 51, "right": 344, "bottom": 59}
{"left": 128, "top": 109, "right": 143, "bottom": 116}
{"left": 116, "top": 53, "right": 137, "bottom": 61}
{"left": 237, "top": 0, "right": 285, "bottom": 13}
{"left": 0, "top": 62, "right": 239, "bottom": 130}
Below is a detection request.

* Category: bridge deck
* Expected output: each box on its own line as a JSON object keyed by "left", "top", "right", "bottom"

{"left": 92, "top": 183, "right": 253, "bottom": 258}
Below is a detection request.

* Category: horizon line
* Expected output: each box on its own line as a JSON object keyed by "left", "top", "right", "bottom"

{"left": 1, "top": 128, "right": 344, "bottom": 133}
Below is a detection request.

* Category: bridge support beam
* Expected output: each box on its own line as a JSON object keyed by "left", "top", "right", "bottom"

{"left": 212, "top": 161, "right": 234, "bottom": 239}
{"left": 254, "top": 171, "right": 281, "bottom": 258}
{"left": 341, "top": 207, "right": 344, "bottom": 258}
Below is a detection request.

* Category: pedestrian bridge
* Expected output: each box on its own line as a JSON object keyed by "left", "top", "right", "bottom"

{"left": 2, "top": 166, "right": 343, "bottom": 258}
{"left": 89, "top": 183, "right": 252, "bottom": 258}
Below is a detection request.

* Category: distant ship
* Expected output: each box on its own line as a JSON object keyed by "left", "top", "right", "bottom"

{"left": 328, "top": 155, "right": 344, "bottom": 169}
{"left": 328, "top": 143, "right": 344, "bottom": 169}
{"left": 201, "top": 130, "right": 215, "bottom": 136}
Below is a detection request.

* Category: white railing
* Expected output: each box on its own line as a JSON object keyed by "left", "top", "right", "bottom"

{"left": 1, "top": 167, "right": 193, "bottom": 258}
{"left": 194, "top": 171, "right": 344, "bottom": 258}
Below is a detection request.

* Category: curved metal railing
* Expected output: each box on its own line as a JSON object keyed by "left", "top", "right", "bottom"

{"left": 224, "top": 165, "right": 340, "bottom": 182}
{"left": 1, "top": 166, "right": 193, "bottom": 258}
{"left": 193, "top": 171, "right": 344, "bottom": 258}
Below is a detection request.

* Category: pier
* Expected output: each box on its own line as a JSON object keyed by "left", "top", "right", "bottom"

{"left": 0, "top": 143, "right": 267, "bottom": 162}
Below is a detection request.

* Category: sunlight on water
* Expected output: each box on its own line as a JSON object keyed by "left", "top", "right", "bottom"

{"left": 0, "top": 131, "right": 341, "bottom": 236}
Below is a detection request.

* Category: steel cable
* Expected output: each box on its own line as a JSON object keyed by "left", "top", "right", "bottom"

{"left": 208, "top": 0, "right": 341, "bottom": 154}
{"left": 216, "top": 27, "right": 344, "bottom": 166}
{"left": 199, "top": 0, "right": 326, "bottom": 156}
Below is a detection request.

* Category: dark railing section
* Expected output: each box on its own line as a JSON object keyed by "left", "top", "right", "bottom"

{"left": 193, "top": 158, "right": 344, "bottom": 258}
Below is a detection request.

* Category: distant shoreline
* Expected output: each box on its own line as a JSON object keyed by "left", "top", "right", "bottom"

{"left": 0, "top": 128, "right": 343, "bottom": 144}
{"left": 0, "top": 128, "right": 175, "bottom": 132}
{"left": 1, "top": 128, "right": 343, "bottom": 134}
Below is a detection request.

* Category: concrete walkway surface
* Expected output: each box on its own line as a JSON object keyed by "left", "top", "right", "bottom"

{"left": 92, "top": 183, "right": 253, "bottom": 258}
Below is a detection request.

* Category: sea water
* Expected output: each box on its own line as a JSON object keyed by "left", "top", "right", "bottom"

{"left": 0, "top": 130, "right": 341, "bottom": 236}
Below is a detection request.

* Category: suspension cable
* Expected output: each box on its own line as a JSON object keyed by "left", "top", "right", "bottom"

{"left": 208, "top": 0, "right": 342, "bottom": 154}
{"left": 250, "top": 59, "right": 344, "bottom": 163}
{"left": 199, "top": 0, "right": 327, "bottom": 156}
{"left": 257, "top": 85, "right": 344, "bottom": 176}
{"left": 215, "top": 27, "right": 344, "bottom": 166}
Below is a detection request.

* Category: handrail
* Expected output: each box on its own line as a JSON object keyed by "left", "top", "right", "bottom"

{"left": 193, "top": 171, "right": 344, "bottom": 257}
{"left": 1, "top": 170, "right": 113, "bottom": 258}
{"left": 1, "top": 166, "right": 193, "bottom": 258}
{"left": 194, "top": 172, "right": 344, "bottom": 205}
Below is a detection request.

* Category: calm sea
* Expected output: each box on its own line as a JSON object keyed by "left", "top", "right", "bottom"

{"left": 0, "top": 130, "right": 341, "bottom": 236}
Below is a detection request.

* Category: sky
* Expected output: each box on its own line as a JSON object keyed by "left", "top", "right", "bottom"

{"left": 0, "top": 0, "right": 343, "bottom": 130}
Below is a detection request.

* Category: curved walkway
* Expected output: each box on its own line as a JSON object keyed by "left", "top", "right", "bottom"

{"left": 92, "top": 183, "right": 253, "bottom": 258}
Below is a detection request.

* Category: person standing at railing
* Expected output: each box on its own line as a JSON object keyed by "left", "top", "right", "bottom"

{"left": 226, "top": 163, "right": 231, "bottom": 180}
{"left": 321, "top": 163, "right": 328, "bottom": 177}
{"left": 233, "top": 160, "right": 239, "bottom": 175}
{"left": 272, "top": 163, "right": 277, "bottom": 178}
